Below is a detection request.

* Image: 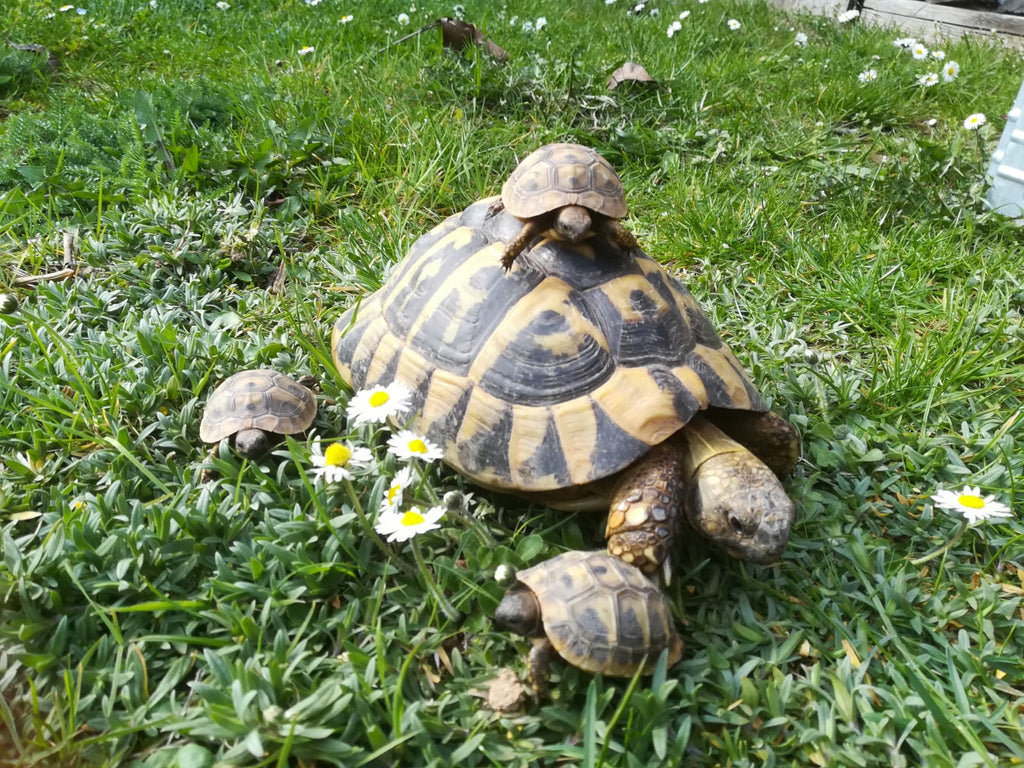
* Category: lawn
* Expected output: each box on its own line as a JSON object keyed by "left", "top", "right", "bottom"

{"left": 1, "top": 0, "right": 1023, "bottom": 766}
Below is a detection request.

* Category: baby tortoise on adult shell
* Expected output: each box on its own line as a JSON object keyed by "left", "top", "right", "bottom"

{"left": 493, "top": 550, "right": 683, "bottom": 694}
{"left": 489, "top": 143, "right": 639, "bottom": 271}
{"left": 331, "top": 195, "right": 800, "bottom": 577}
{"left": 200, "top": 369, "right": 317, "bottom": 457}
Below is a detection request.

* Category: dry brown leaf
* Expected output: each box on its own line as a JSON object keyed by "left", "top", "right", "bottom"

{"left": 607, "top": 62, "right": 657, "bottom": 90}
{"left": 439, "top": 18, "right": 509, "bottom": 61}
{"left": 6, "top": 39, "right": 61, "bottom": 70}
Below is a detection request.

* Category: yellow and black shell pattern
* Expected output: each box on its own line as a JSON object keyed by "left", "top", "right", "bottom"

{"left": 517, "top": 550, "right": 683, "bottom": 676}
{"left": 501, "top": 143, "right": 628, "bottom": 220}
{"left": 332, "top": 197, "right": 766, "bottom": 493}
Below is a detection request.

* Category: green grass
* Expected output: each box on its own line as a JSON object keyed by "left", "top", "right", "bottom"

{"left": 1, "top": 0, "right": 1023, "bottom": 765}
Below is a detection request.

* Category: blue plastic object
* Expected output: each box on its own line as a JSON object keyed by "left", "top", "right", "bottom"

{"left": 986, "top": 79, "right": 1024, "bottom": 222}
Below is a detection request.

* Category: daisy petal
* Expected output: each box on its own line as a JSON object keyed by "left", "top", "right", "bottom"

{"left": 347, "top": 381, "right": 413, "bottom": 426}
{"left": 931, "top": 485, "right": 1012, "bottom": 522}
{"left": 375, "top": 505, "right": 445, "bottom": 542}
{"left": 387, "top": 429, "right": 444, "bottom": 462}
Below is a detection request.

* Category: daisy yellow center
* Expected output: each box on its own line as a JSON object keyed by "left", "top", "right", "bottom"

{"left": 957, "top": 493, "right": 984, "bottom": 509}
{"left": 408, "top": 438, "right": 428, "bottom": 454}
{"left": 387, "top": 484, "right": 402, "bottom": 504}
{"left": 324, "top": 443, "right": 352, "bottom": 467}
{"left": 400, "top": 509, "right": 425, "bottom": 527}
{"left": 369, "top": 391, "right": 390, "bottom": 407}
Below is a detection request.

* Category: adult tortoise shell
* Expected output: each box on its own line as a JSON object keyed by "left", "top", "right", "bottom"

{"left": 493, "top": 550, "right": 684, "bottom": 692}
{"left": 491, "top": 143, "right": 638, "bottom": 271}
{"left": 332, "top": 197, "right": 799, "bottom": 572}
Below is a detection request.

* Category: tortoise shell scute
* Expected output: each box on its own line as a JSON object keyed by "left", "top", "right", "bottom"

{"left": 199, "top": 369, "right": 316, "bottom": 443}
{"left": 331, "top": 197, "right": 766, "bottom": 491}
{"left": 501, "top": 143, "right": 628, "bottom": 220}
{"left": 516, "top": 551, "right": 681, "bottom": 675}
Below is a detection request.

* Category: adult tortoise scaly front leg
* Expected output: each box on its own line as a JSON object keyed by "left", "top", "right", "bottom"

{"left": 605, "top": 414, "right": 795, "bottom": 580}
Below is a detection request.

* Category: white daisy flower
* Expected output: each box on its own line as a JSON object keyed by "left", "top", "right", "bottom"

{"left": 893, "top": 37, "right": 916, "bottom": 49}
{"left": 346, "top": 381, "right": 412, "bottom": 426}
{"left": 912, "top": 43, "right": 929, "bottom": 60}
{"left": 535, "top": 17, "right": 547, "bottom": 30}
{"left": 381, "top": 466, "right": 416, "bottom": 513}
{"left": 341, "top": 14, "right": 353, "bottom": 23}
{"left": 679, "top": 10, "right": 690, "bottom": 19}
{"left": 917, "top": 72, "right": 938, "bottom": 87}
{"left": 837, "top": 9, "right": 859, "bottom": 22}
{"left": 795, "top": 31, "right": 808, "bottom": 46}
{"left": 931, "top": 485, "right": 1011, "bottom": 524}
{"left": 942, "top": 60, "right": 960, "bottom": 82}
{"left": 298, "top": 46, "right": 315, "bottom": 55}
{"left": 727, "top": 18, "right": 741, "bottom": 30}
{"left": 667, "top": 20, "right": 682, "bottom": 37}
{"left": 397, "top": 12, "right": 410, "bottom": 24}
{"left": 387, "top": 429, "right": 443, "bottom": 462}
{"left": 858, "top": 68, "right": 878, "bottom": 83}
{"left": 930, "top": 50, "right": 946, "bottom": 60}
{"left": 375, "top": 505, "right": 445, "bottom": 542}
{"left": 215, "top": 1, "right": 229, "bottom": 9}
{"left": 310, "top": 441, "right": 373, "bottom": 484}
{"left": 963, "top": 112, "right": 986, "bottom": 130}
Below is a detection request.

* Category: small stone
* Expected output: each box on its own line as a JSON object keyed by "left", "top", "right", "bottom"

{"left": 484, "top": 667, "right": 527, "bottom": 712}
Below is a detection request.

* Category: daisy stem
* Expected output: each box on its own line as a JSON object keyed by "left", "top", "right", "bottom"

{"left": 410, "top": 537, "right": 460, "bottom": 622}
{"left": 414, "top": 462, "right": 441, "bottom": 504}
{"left": 910, "top": 519, "right": 968, "bottom": 566}
{"left": 343, "top": 478, "right": 418, "bottom": 577}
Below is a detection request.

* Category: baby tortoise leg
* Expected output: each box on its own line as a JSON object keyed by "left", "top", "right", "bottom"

{"left": 605, "top": 442, "right": 682, "bottom": 583}
{"left": 596, "top": 217, "right": 638, "bottom": 253}
{"left": 527, "top": 638, "right": 556, "bottom": 697}
{"left": 675, "top": 416, "right": 794, "bottom": 565}
{"left": 500, "top": 219, "right": 544, "bottom": 271}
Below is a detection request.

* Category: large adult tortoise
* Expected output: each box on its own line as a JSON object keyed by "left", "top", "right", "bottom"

{"left": 332, "top": 198, "right": 800, "bottom": 577}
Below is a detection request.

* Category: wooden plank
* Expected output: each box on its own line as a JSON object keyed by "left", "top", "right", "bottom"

{"left": 761, "top": 0, "right": 1024, "bottom": 47}
{"left": 759, "top": 0, "right": 845, "bottom": 14}
{"left": 861, "top": 0, "right": 1024, "bottom": 45}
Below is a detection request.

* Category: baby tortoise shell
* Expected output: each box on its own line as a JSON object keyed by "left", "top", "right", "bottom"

{"left": 200, "top": 369, "right": 317, "bottom": 457}
{"left": 332, "top": 198, "right": 799, "bottom": 571}
{"left": 493, "top": 550, "right": 683, "bottom": 693}
{"left": 491, "top": 143, "right": 638, "bottom": 271}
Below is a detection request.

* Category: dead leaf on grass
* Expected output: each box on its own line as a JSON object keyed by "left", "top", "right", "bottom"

{"left": 607, "top": 62, "right": 658, "bottom": 90}
{"left": 384, "top": 18, "right": 508, "bottom": 61}
{"left": 6, "top": 39, "right": 61, "bottom": 70}
{"left": 439, "top": 18, "right": 509, "bottom": 60}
